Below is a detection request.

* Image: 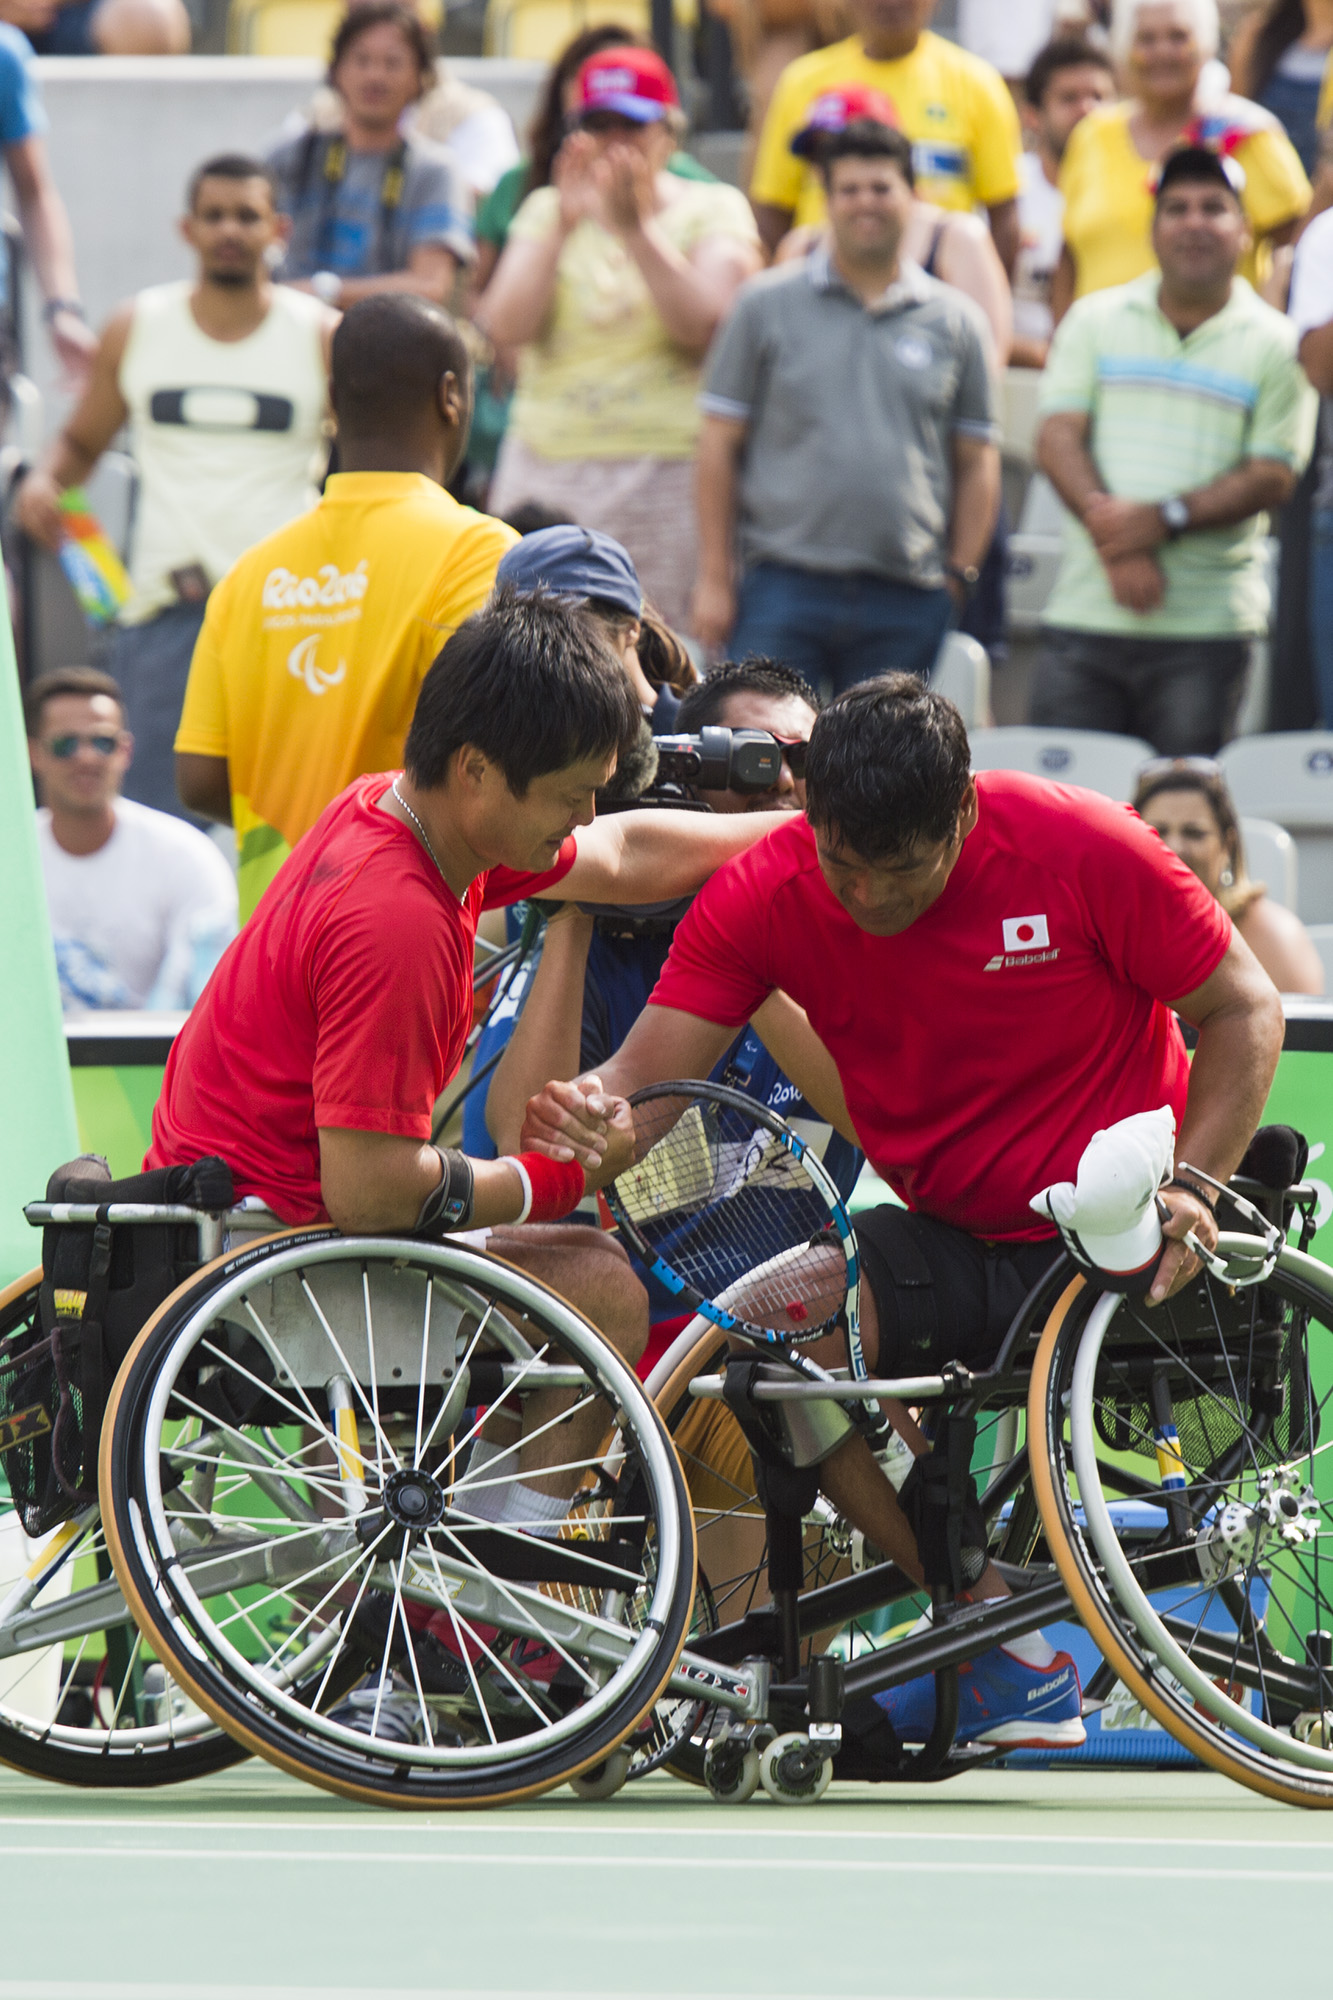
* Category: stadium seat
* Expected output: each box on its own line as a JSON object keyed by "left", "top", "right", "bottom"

{"left": 1220, "top": 733, "right": 1333, "bottom": 923}
{"left": 229, "top": 0, "right": 440, "bottom": 54}
{"left": 1239, "top": 815, "right": 1297, "bottom": 910}
{"left": 967, "top": 725, "right": 1154, "bottom": 801}
{"left": 1005, "top": 472, "right": 1064, "bottom": 637}
{"left": 484, "top": 0, "right": 692, "bottom": 58}
{"left": 932, "top": 629, "right": 990, "bottom": 729}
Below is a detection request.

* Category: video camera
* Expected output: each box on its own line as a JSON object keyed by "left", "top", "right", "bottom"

{"left": 650, "top": 728, "right": 784, "bottom": 797}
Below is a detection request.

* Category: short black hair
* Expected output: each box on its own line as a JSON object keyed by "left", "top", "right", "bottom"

{"left": 331, "top": 294, "right": 471, "bottom": 435}
{"left": 505, "top": 500, "right": 577, "bottom": 536}
{"left": 329, "top": 0, "right": 435, "bottom": 86}
{"left": 804, "top": 674, "right": 971, "bottom": 860}
{"left": 1154, "top": 142, "right": 1244, "bottom": 208}
{"left": 404, "top": 585, "right": 642, "bottom": 795}
{"left": 187, "top": 152, "right": 276, "bottom": 213}
{"left": 676, "top": 658, "right": 821, "bottom": 733}
{"left": 24, "top": 666, "right": 124, "bottom": 737}
{"left": 1025, "top": 35, "right": 1113, "bottom": 109}
{"left": 817, "top": 121, "right": 915, "bottom": 187}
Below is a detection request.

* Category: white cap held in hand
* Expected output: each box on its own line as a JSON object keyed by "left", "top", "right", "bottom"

{"left": 1030, "top": 1107, "right": 1177, "bottom": 1275}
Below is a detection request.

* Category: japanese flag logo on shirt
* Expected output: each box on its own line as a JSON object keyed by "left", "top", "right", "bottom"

{"left": 1002, "top": 915, "right": 1050, "bottom": 953}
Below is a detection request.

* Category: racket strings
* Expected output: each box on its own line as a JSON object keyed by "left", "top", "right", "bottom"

{"left": 616, "top": 1096, "right": 847, "bottom": 1337}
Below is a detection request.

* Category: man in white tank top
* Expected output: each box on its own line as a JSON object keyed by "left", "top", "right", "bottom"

{"left": 16, "top": 153, "right": 337, "bottom": 822}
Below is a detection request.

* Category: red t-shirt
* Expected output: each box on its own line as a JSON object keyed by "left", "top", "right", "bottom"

{"left": 649, "top": 772, "right": 1231, "bottom": 1241}
{"left": 149, "top": 773, "right": 576, "bottom": 1222}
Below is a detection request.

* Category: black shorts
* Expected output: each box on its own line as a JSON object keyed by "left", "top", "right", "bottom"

{"left": 854, "top": 1206, "right": 1061, "bottom": 1377}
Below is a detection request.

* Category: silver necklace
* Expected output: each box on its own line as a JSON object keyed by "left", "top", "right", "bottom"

{"left": 391, "top": 779, "right": 450, "bottom": 888}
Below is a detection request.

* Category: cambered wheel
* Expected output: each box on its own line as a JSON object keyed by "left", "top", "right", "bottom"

{"left": 0, "top": 1270, "right": 243, "bottom": 1787}
{"left": 99, "top": 1233, "right": 696, "bottom": 1809}
{"left": 1030, "top": 1248, "right": 1333, "bottom": 1807}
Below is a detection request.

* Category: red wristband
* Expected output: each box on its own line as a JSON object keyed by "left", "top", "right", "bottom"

{"left": 513, "top": 1152, "right": 586, "bottom": 1223}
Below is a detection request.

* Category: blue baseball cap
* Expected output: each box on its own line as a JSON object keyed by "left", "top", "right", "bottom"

{"left": 495, "top": 526, "right": 643, "bottom": 619}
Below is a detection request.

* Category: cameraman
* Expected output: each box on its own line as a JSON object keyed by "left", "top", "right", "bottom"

{"left": 481, "top": 661, "right": 862, "bottom": 1314}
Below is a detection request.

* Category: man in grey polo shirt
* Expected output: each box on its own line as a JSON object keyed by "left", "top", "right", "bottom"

{"left": 691, "top": 120, "right": 1000, "bottom": 691}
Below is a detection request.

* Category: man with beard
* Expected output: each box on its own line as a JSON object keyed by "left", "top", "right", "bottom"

{"left": 16, "top": 153, "right": 336, "bottom": 820}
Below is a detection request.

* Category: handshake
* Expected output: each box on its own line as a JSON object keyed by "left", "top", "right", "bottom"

{"left": 521, "top": 1073, "right": 637, "bottom": 1189}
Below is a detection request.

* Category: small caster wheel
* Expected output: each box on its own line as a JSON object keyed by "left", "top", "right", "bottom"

{"left": 759, "top": 1732, "right": 832, "bottom": 1806}
{"left": 704, "top": 1736, "right": 760, "bottom": 1803}
{"left": 1293, "top": 1711, "right": 1333, "bottom": 1748}
{"left": 569, "top": 1748, "right": 631, "bottom": 1800}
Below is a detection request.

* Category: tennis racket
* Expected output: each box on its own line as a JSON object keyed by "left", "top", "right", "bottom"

{"left": 602, "top": 1080, "right": 865, "bottom": 1372}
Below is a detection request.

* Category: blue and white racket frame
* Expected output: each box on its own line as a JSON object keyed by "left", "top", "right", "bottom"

{"left": 604, "top": 1079, "right": 871, "bottom": 1398}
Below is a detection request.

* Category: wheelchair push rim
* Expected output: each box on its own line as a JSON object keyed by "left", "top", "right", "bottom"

{"left": 1029, "top": 1248, "right": 1333, "bottom": 1807}
{"left": 99, "top": 1232, "right": 698, "bottom": 1807}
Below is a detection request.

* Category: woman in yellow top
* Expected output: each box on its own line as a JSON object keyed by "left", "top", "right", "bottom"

{"left": 1052, "top": 0, "right": 1310, "bottom": 318}
{"left": 478, "top": 45, "right": 761, "bottom": 638}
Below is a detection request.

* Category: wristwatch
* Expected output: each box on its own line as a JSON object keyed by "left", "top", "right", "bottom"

{"left": 945, "top": 560, "right": 981, "bottom": 594}
{"left": 310, "top": 270, "right": 343, "bottom": 307}
{"left": 1159, "top": 496, "right": 1191, "bottom": 541}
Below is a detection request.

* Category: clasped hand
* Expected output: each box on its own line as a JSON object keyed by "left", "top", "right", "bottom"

{"left": 554, "top": 133, "right": 656, "bottom": 237}
{"left": 522, "top": 1074, "right": 636, "bottom": 1190}
{"left": 1081, "top": 495, "right": 1168, "bottom": 613}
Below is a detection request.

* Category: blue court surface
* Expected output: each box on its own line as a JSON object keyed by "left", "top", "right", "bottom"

{"left": 1, "top": 1760, "right": 1329, "bottom": 1999}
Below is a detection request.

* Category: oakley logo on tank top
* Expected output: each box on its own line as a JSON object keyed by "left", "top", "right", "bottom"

{"left": 116, "top": 280, "right": 329, "bottom": 625}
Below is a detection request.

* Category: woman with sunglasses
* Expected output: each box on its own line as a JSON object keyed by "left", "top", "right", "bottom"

{"left": 1134, "top": 755, "right": 1323, "bottom": 992}
{"left": 477, "top": 45, "right": 761, "bottom": 638}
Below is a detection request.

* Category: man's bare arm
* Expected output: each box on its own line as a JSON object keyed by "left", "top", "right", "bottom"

{"left": 949, "top": 431, "right": 1001, "bottom": 578}
{"left": 13, "top": 305, "right": 133, "bottom": 550}
{"left": 520, "top": 1003, "right": 739, "bottom": 1174}
{"left": 986, "top": 196, "right": 1020, "bottom": 279}
{"left": 176, "top": 752, "right": 232, "bottom": 824}
{"left": 1150, "top": 930, "right": 1285, "bottom": 1302}
{"left": 1035, "top": 407, "right": 1103, "bottom": 520}
{"left": 547, "top": 807, "right": 789, "bottom": 907}
{"left": 752, "top": 199, "right": 793, "bottom": 259}
{"left": 486, "top": 907, "right": 594, "bottom": 1154}
{"left": 318, "top": 1127, "right": 531, "bottom": 1232}
{"left": 692, "top": 412, "right": 746, "bottom": 649}
{"left": 750, "top": 991, "right": 858, "bottom": 1144}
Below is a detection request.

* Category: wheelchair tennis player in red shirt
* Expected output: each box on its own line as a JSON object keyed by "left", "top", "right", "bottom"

{"left": 521, "top": 672, "right": 1286, "bottom": 1750}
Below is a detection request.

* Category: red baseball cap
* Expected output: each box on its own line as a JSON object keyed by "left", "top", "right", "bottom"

{"left": 574, "top": 46, "right": 681, "bottom": 123}
{"left": 790, "top": 83, "right": 901, "bottom": 157}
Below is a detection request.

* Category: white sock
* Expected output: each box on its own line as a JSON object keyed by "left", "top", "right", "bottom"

{"left": 456, "top": 1439, "right": 568, "bottom": 1539}
{"left": 1002, "top": 1625, "right": 1057, "bottom": 1669}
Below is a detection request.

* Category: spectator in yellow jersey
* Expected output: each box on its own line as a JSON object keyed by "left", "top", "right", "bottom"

{"left": 1053, "top": 0, "right": 1310, "bottom": 315}
{"left": 748, "top": 0, "right": 1023, "bottom": 267}
{"left": 174, "top": 294, "right": 517, "bottom": 921}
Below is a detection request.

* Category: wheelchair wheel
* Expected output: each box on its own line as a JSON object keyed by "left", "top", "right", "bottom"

{"left": 0, "top": 1270, "right": 243, "bottom": 1787}
{"left": 100, "top": 1232, "right": 697, "bottom": 1809}
{"left": 1029, "top": 1249, "right": 1333, "bottom": 1807}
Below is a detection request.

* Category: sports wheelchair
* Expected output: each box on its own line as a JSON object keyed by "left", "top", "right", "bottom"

{"left": 2, "top": 1136, "right": 1333, "bottom": 1810}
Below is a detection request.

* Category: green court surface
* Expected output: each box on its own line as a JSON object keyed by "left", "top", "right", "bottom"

{"left": 1, "top": 1762, "right": 1330, "bottom": 1999}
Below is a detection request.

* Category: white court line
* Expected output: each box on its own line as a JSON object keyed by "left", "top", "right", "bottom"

{"left": 0, "top": 1844, "right": 1328, "bottom": 1883}
{"left": 0, "top": 1815, "right": 1325, "bottom": 1854}
{"left": 0, "top": 1989, "right": 1007, "bottom": 2000}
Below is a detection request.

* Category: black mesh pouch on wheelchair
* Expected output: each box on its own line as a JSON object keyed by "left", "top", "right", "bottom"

{"left": 0, "top": 1153, "right": 234, "bottom": 1535}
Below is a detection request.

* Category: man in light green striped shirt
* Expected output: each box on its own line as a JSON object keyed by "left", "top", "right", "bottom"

{"left": 1031, "top": 144, "right": 1316, "bottom": 754}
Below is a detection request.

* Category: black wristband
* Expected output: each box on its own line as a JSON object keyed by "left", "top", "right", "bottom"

{"left": 1166, "top": 1175, "right": 1218, "bottom": 1213}
{"left": 415, "top": 1146, "right": 475, "bottom": 1233}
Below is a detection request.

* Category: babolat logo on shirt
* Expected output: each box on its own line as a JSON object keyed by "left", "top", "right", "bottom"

{"left": 985, "top": 914, "right": 1059, "bottom": 972}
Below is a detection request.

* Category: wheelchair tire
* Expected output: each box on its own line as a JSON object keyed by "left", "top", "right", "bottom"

{"left": 0, "top": 1270, "right": 245, "bottom": 1788}
{"left": 1029, "top": 1253, "right": 1333, "bottom": 1808}
{"left": 100, "top": 1232, "right": 697, "bottom": 1809}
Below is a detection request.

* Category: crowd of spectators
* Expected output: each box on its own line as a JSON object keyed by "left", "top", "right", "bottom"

{"left": 17, "top": 0, "right": 1333, "bottom": 1010}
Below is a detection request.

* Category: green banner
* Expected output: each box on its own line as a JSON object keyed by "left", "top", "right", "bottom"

{"left": 0, "top": 599, "right": 78, "bottom": 1290}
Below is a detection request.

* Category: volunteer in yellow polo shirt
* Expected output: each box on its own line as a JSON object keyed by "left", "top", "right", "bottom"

{"left": 176, "top": 294, "right": 517, "bottom": 920}
{"left": 749, "top": 0, "right": 1022, "bottom": 264}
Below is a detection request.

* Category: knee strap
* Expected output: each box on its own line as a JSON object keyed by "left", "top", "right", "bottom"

{"left": 897, "top": 1417, "right": 987, "bottom": 1591}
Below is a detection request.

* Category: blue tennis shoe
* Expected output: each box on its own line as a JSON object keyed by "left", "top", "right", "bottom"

{"left": 873, "top": 1641, "right": 1086, "bottom": 1748}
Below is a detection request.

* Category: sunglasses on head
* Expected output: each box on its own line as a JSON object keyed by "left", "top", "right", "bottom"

{"left": 43, "top": 732, "right": 122, "bottom": 759}
{"left": 1137, "top": 755, "right": 1222, "bottom": 786}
